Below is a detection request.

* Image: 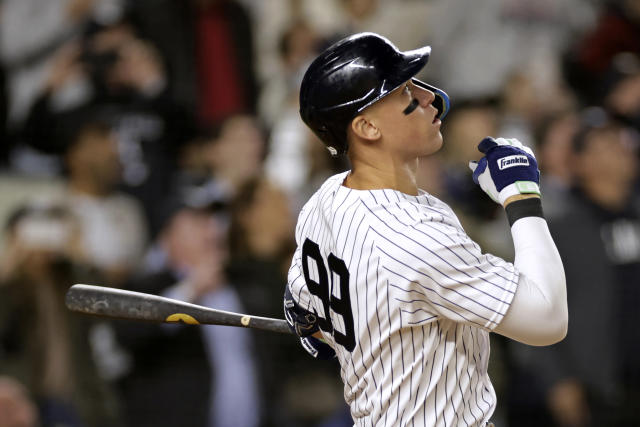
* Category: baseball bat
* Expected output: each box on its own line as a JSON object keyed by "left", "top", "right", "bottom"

{"left": 65, "top": 284, "right": 292, "bottom": 334}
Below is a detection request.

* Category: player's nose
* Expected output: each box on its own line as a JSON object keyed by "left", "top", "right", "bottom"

{"left": 414, "top": 85, "right": 436, "bottom": 108}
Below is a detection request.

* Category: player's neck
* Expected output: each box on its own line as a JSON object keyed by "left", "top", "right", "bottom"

{"left": 345, "top": 157, "right": 419, "bottom": 195}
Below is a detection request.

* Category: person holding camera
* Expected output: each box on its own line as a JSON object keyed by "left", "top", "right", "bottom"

{"left": 0, "top": 201, "right": 121, "bottom": 427}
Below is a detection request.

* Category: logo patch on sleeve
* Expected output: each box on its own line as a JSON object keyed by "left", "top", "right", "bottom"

{"left": 498, "top": 155, "right": 529, "bottom": 170}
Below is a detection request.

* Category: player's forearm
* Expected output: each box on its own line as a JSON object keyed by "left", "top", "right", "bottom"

{"left": 493, "top": 196, "right": 567, "bottom": 345}
{"left": 469, "top": 137, "right": 567, "bottom": 344}
{"left": 497, "top": 210, "right": 567, "bottom": 346}
{"left": 511, "top": 216, "right": 566, "bottom": 307}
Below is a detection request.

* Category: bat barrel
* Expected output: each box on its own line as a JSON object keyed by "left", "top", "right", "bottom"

{"left": 66, "top": 284, "right": 292, "bottom": 334}
{"left": 66, "top": 284, "right": 177, "bottom": 321}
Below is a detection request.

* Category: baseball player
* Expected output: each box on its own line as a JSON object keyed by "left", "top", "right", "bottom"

{"left": 284, "top": 32, "right": 567, "bottom": 426}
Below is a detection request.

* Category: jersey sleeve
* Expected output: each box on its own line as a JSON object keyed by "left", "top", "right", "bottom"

{"left": 378, "top": 209, "right": 519, "bottom": 331}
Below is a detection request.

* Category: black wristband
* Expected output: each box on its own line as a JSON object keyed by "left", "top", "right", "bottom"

{"left": 505, "top": 197, "right": 544, "bottom": 226}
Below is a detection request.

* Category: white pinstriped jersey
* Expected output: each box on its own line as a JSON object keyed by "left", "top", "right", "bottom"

{"left": 287, "top": 172, "right": 519, "bottom": 427}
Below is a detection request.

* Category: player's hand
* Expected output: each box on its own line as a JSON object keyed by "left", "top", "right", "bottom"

{"left": 299, "top": 336, "right": 337, "bottom": 360}
{"left": 284, "top": 285, "right": 319, "bottom": 337}
{"left": 284, "top": 286, "right": 337, "bottom": 360}
{"left": 468, "top": 137, "right": 540, "bottom": 206}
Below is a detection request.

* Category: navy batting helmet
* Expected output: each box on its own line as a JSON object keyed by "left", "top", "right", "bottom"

{"left": 299, "top": 32, "right": 450, "bottom": 155}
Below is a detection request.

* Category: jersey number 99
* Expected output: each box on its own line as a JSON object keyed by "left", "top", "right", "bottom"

{"left": 302, "top": 239, "right": 356, "bottom": 351}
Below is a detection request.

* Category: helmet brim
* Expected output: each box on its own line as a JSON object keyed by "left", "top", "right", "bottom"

{"left": 411, "top": 78, "right": 451, "bottom": 120}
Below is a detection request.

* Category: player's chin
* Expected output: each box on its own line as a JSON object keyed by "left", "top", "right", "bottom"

{"left": 422, "top": 131, "right": 443, "bottom": 155}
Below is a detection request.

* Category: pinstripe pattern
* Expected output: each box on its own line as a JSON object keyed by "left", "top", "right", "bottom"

{"left": 288, "top": 172, "right": 518, "bottom": 426}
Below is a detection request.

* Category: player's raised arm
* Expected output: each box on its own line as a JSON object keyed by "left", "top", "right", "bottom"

{"left": 470, "top": 137, "right": 568, "bottom": 346}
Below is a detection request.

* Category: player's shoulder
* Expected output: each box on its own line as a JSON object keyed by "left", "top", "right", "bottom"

{"left": 316, "top": 171, "right": 350, "bottom": 199}
{"left": 294, "top": 171, "right": 350, "bottom": 232}
{"left": 298, "top": 171, "right": 349, "bottom": 213}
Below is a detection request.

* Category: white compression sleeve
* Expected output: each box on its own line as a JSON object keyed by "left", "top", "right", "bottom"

{"left": 493, "top": 216, "right": 568, "bottom": 346}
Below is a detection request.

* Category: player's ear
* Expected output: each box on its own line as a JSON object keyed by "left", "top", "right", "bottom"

{"left": 350, "top": 115, "right": 381, "bottom": 142}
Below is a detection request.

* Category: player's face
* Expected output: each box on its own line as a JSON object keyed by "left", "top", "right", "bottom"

{"left": 369, "top": 80, "right": 443, "bottom": 158}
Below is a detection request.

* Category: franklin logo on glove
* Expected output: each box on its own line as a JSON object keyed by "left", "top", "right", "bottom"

{"left": 498, "top": 155, "right": 530, "bottom": 170}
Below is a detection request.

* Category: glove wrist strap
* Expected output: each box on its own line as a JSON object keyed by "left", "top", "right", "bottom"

{"left": 498, "top": 181, "right": 541, "bottom": 205}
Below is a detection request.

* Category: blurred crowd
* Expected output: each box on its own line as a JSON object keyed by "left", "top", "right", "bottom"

{"left": 0, "top": 0, "right": 639, "bottom": 426}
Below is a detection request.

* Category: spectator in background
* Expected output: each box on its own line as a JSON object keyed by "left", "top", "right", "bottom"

{"left": 0, "top": 376, "right": 39, "bottom": 427}
{"left": 62, "top": 115, "right": 148, "bottom": 286}
{"left": 535, "top": 109, "right": 580, "bottom": 219}
{"left": 194, "top": 0, "right": 259, "bottom": 125}
{"left": 565, "top": 0, "right": 640, "bottom": 104}
{"left": 0, "top": 202, "right": 121, "bottom": 427}
{"left": 123, "top": 0, "right": 198, "bottom": 113}
{"left": 497, "top": 71, "right": 542, "bottom": 147}
{"left": 258, "top": 19, "right": 320, "bottom": 128}
{"left": 508, "top": 108, "right": 640, "bottom": 426}
{"left": 114, "top": 198, "right": 260, "bottom": 427}
{"left": 200, "top": 114, "right": 266, "bottom": 201}
{"left": 158, "top": 114, "right": 268, "bottom": 241}
{"left": 228, "top": 176, "right": 294, "bottom": 313}
{"left": 0, "top": 62, "right": 7, "bottom": 166}
{"left": 330, "top": 0, "right": 436, "bottom": 52}
{"left": 497, "top": 66, "right": 577, "bottom": 151}
{"left": 125, "top": 0, "right": 259, "bottom": 126}
{"left": 339, "top": 0, "right": 379, "bottom": 27}
{"left": 269, "top": 126, "right": 350, "bottom": 212}
{"left": 227, "top": 176, "right": 295, "bottom": 426}
{"left": 263, "top": 21, "right": 326, "bottom": 204}
{"left": 0, "top": 0, "right": 98, "bottom": 128}
{"left": 21, "top": 19, "right": 195, "bottom": 235}
{"left": 603, "top": 52, "right": 640, "bottom": 131}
